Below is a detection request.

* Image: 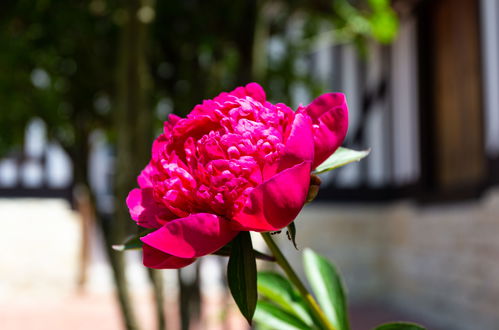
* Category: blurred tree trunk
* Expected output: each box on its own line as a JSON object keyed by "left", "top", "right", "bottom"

{"left": 68, "top": 111, "right": 93, "bottom": 292}
{"left": 112, "top": 0, "right": 159, "bottom": 329}
{"left": 235, "top": 0, "right": 258, "bottom": 85}
{"left": 148, "top": 268, "right": 166, "bottom": 330}
{"left": 178, "top": 264, "right": 201, "bottom": 330}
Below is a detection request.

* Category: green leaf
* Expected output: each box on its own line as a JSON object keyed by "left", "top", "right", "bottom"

{"left": 369, "top": 11, "right": 399, "bottom": 44}
{"left": 213, "top": 245, "right": 275, "bottom": 262}
{"left": 112, "top": 228, "right": 155, "bottom": 251}
{"left": 368, "top": 0, "right": 390, "bottom": 11}
{"left": 367, "top": 0, "right": 399, "bottom": 43}
{"left": 374, "top": 322, "right": 426, "bottom": 330}
{"left": 313, "top": 147, "right": 370, "bottom": 174}
{"left": 257, "top": 272, "right": 314, "bottom": 327}
{"left": 227, "top": 232, "right": 257, "bottom": 324}
{"left": 254, "top": 301, "right": 312, "bottom": 330}
{"left": 303, "top": 249, "right": 349, "bottom": 330}
{"left": 287, "top": 222, "right": 298, "bottom": 250}
{"left": 213, "top": 244, "right": 232, "bottom": 256}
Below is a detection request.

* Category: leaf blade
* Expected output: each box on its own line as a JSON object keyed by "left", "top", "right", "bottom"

{"left": 258, "top": 271, "right": 314, "bottom": 327}
{"left": 303, "top": 248, "right": 349, "bottom": 330}
{"left": 213, "top": 245, "right": 275, "bottom": 261}
{"left": 254, "top": 301, "right": 312, "bottom": 330}
{"left": 374, "top": 322, "right": 426, "bottom": 330}
{"left": 112, "top": 228, "right": 155, "bottom": 251}
{"left": 227, "top": 232, "right": 257, "bottom": 324}
{"left": 313, "top": 147, "right": 370, "bottom": 174}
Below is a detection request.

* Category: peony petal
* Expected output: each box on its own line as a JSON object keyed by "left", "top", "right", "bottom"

{"left": 302, "top": 93, "right": 348, "bottom": 169}
{"left": 126, "top": 188, "right": 176, "bottom": 228}
{"left": 228, "top": 82, "right": 266, "bottom": 103}
{"left": 234, "top": 161, "right": 312, "bottom": 232}
{"left": 243, "top": 82, "right": 266, "bottom": 103}
{"left": 137, "top": 163, "right": 155, "bottom": 188}
{"left": 141, "top": 213, "right": 239, "bottom": 258}
{"left": 168, "top": 113, "right": 182, "bottom": 125}
{"left": 277, "top": 113, "right": 315, "bottom": 172}
{"left": 143, "top": 244, "right": 196, "bottom": 269}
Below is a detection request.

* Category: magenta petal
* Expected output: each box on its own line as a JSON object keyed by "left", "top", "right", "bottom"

{"left": 143, "top": 244, "right": 196, "bottom": 269}
{"left": 126, "top": 188, "right": 176, "bottom": 228}
{"left": 229, "top": 82, "right": 266, "bottom": 103}
{"left": 234, "top": 161, "right": 312, "bottom": 232}
{"left": 168, "top": 113, "right": 182, "bottom": 125}
{"left": 278, "top": 113, "right": 314, "bottom": 172}
{"left": 141, "top": 213, "right": 239, "bottom": 258}
{"left": 244, "top": 82, "right": 266, "bottom": 103}
{"left": 303, "top": 93, "right": 348, "bottom": 169}
{"left": 137, "top": 163, "right": 155, "bottom": 188}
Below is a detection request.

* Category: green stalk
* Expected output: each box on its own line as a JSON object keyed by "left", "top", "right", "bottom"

{"left": 261, "top": 233, "right": 336, "bottom": 330}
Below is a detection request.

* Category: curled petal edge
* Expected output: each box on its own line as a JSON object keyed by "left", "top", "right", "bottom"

{"left": 143, "top": 244, "right": 196, "bottom": 269}
{"left": 233, "top": 161, "right": 312, "bottom": 232}
{"left": 141, "top": 213, "right": 239, "bottom": 259}
{"left": 302, "top": 93, "right": 348, "bottom": 169}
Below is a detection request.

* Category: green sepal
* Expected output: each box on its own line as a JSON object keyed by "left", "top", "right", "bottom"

{"left": 286, "top": 222, "right": 298, "bottom": 250}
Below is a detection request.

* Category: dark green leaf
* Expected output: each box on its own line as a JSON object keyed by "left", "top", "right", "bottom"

{"left": 254, "top": 301, "right": 312, "bottom": 330}
{"left": 112, "top": 228, "right": 155, "bottom": 251}
{"left": 227, "top": 232, "right": 257, "bottom": 324}
{"left": 254, "top": 250, "right": 276, "bottom": 262}
{"left": 213, "top": 244, "right": 232, "bottom": 256}
{"left": 303, "top": 249, "right": 349, "bottom": 330}
{"left": 213, "top": 245, "right": 275, "bottom": 262}
{"left": 374, "top": 322, "right": 426, "bottom": 330}
{"left": 258, "top": 272, "right": 314, "bottom": 327}
{"left": 287, "top": 222, "right": 298, "bottom": 250}
{"left": 314, "top": 147, "right": 370, "bottom": 174}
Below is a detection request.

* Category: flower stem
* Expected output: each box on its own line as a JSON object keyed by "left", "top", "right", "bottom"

{"left": 261, "top": 232, "right": 336, "bottom": 330}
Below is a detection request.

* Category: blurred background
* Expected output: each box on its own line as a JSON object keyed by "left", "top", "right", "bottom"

{"left": 1, "top": 0, "right": 498, "bottom": 329}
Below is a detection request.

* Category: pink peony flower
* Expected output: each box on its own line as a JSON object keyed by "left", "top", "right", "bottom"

{"left": 126, "top": 83, "right": 348, "bottom": 269}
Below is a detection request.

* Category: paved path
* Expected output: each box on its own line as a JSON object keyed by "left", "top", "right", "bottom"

{"left": 0, "top": 198, "right": 247, "bottom": 330}
{"left": 0, "top": 198, "right": 440, "bottom": 330}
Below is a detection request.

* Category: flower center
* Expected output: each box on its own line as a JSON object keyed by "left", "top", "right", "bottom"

{"left": 152, "top": 95, "right": 295, "bottom": 218}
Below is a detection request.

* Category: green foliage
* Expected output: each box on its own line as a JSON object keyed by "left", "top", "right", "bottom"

{"left": 367, "top": 0, "right": 399, "bottom": 44}
{"left": 0, "top": 0, "right": 119, "bottom": 158}
{"left": 303, "top": 248, "right": 349, "bottom": 330}
{"left": 314, "top": 147, "right": 370, "bottom": 174}
{"left": 257, "top": 272, "right": 314, "bottom": 326}
{"left": 111, "top": 228, "right": 155, "bottom": 251}
{"left": 227, "top": 231, "right": 258, "bottom": 324}
{"left": 255, "top": 249, "right": 348, "bottom": 330}
{"left": 375, "top": 322, "right": 426, "bottom": 330}
{"left": 255, "top": 249, "right": 425, "bottom": 330}
{"left": 0, "top": 0, "right": 398, "bottom": 157}
{"left": 213, "top": 244, "right": 275, "bottom": 262}
{"left": 255, "top": 301, "right": 312, "bottom": 330}
{"left": 330, "top": 0, "right": 398, "bottom": 57}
